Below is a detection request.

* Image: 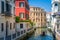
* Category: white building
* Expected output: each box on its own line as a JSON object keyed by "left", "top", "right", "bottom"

{"left": 0, "top": 0, "right": 16, "bottom": 40}
{"left": 52, "top": 0, "right": 60, "bottom": 37}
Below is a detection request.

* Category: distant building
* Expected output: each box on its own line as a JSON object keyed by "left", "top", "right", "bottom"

{"left": 29, "top": 7, "right": 46, "bottom": 27}
{"left": 46, "top": 12, "right": 51, "bottom": 28}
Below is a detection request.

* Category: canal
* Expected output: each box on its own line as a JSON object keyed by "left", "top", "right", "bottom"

{"left": 27, "top": 28, "right": 54, "bottom": 40}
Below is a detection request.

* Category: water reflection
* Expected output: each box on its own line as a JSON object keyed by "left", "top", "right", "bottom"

{"left": 27, "top": 35, "right": 53, "bottom": 40}
{"left": 27, "top": 28, "right": 53, "bottom": 40}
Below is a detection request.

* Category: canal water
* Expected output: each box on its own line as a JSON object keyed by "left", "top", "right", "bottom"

{"left": 27, "top": 28, "right": 54, "bottom": 40}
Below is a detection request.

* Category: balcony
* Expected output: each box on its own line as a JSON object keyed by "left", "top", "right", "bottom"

{"left": 6, "top": 0, "right": 11, "bottom": 1}
{"left": 6, "top": 0, "right": 15, "bottom": 3}
{"left": 6, "top": 0, "right": 10, "bottom": 1}
{"left": 5, "top": 2, "right": 12, "bottom": 16}
{"left": 55, "top": 12, "right": 60, "bottom": 18}
{"left": 5, "top": 11, "right": 12, "bottom": 16}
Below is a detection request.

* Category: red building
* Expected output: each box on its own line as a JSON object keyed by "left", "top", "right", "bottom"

{"left": 15, "top": 0, "right": 29, "bottom": 20}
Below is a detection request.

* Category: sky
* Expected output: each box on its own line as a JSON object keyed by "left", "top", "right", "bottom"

{"left": 29, "top": 0, "right": 51, "bottom": 12}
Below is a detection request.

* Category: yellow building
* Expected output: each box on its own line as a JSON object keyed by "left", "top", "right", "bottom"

{"left": 29, "top": 7, "right": 46, "bottom": 27}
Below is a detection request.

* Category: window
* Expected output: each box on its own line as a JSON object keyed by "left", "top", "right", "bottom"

{"left": 6, "top": 3, "right": 9, "bottom": 11}
{"left": 1, "top": 1, "right": 4, "bottom": 13}
{"left": 20, "top": 24, "right": 23, "bottom": 29}
{"left": 24, "top": 30, "right": 26, "bottom": 33}
{"left": 38, "top": 13, "right": 40, "bottom": 16}
{"left": 33, "top": 8, "right": 35, "bottom": 11}
{"left": 57, "top": 20, "right": 59, "bottom": 22}
{"left": 41, "top": 19, "right": 42, "bottom": 22}
{"left": 36, "top": 13, "right": 37, "bottom": 16}
{"left": 12, "top": 33, "right": 16, "bottom": 39}
{"left": 38, "top": 19, "right": 40, "bottom": 21}
{"left": 55, "top": 3, "right": 58, "bottom": 6}
{"left": 17, "top": 32, "right": 20, "bottom": 36}
{"left": 33, "top": 19, "right": 35, "bottom": 21}
{"left": 1, "top": 23, "right": 4, "bottom": 32}
{"left": 21, "top": 31, "right": 23, "bottom": 34}
{"left": 36, "top": 18, "right": 37, "bottom": 22}
{"left": 57, "top": 24, "right": 59, "bottom": 29}
{"left": 26, "top": 5, "right": 30, "bottom": 10}
{"left": 14, "top": 7, "right": 15, "bottom": 16}
{"left": 36, "top": 8, "right": 37, "bottom": 11}
{"left": 25, "top": 14, "right": 29, "bottom": 19}
{"left": 6, "top": 2, "right": 11, "bottom": 12}
{"left": 20, "top": 13, "right": 24, "bottom": 18}
{"left": 10, "top": 23, "right": 12, "bottom": 29}
{"left": 44, "top": 13, "right": 46, "bottom": 16}
{"left": 13, "top": 23, "right": 15, "bottom": 29}
{"left": 27, "top": 0, "right": 28, "bottom": 2}
{"left": 10, "top": 0, "right": 12, "bottom": 1}
{"left": 34, "top": 13, "right": 35, "bottom": 16}
{"left": 41, "top": 13, "right": 42, "bottom": 16}
{"left": 45, "top": 19, "right": 46, "bottom": 22}
{"left": 26, "top": 5, "right": 29, "bottom": 10}
{"left": 19, "top": 2, "right": 24, "bottom": 7}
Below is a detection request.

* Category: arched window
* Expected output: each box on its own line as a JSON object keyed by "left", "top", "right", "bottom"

{"left": 1, "top": 1, "right": 4, "bottom": 13}
{"left": 20, "top": 13, "right": 24, "bottom": 18}
{"left": 55, "top": 3, "right": 58, "bottom": 6}
{"left": 1, "top": 23, "right": 4, "bottom": 32}
{"left": 19, "top": 2, "right": 24, "bottom": 7}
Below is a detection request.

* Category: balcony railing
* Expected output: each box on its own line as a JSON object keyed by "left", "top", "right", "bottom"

{"left": 5, "top": 1, "right": 12, "bottom": 16}
{"left": 5, "top": 11, "right": 12, "bottom": 16}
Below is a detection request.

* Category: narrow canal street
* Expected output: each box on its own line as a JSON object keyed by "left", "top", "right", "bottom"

{"left": 27, "top": 28, "right": 54, "bottom": 40}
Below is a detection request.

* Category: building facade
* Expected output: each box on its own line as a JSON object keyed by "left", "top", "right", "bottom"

{"left": 0, "top": 0, "right": 6, "bottom": 40}
{"left": 29, "top": 7, "right": 46, "bottom": 27}
{"left": 15, "top": 0, "right": 30, "bottom": 29}
{"left": 15, "top": 0, "right": 29, "bottom": 20}
{"left": 46, "top": 12, "right": 52, "bottom": 28}
{"left": 52, "top": 0, "right": 60, "bottom": 31}
{"left": 52, "top": 0, "right": 60, "bottom": 40}
{"left": 0, "top": 0, "right": 30, "bottom": 40}
{"left": 15, "top": 0, "right": 31, "bottom": 40}
{"left": 0, "top": 0, "right": 15, "bottom": 40}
